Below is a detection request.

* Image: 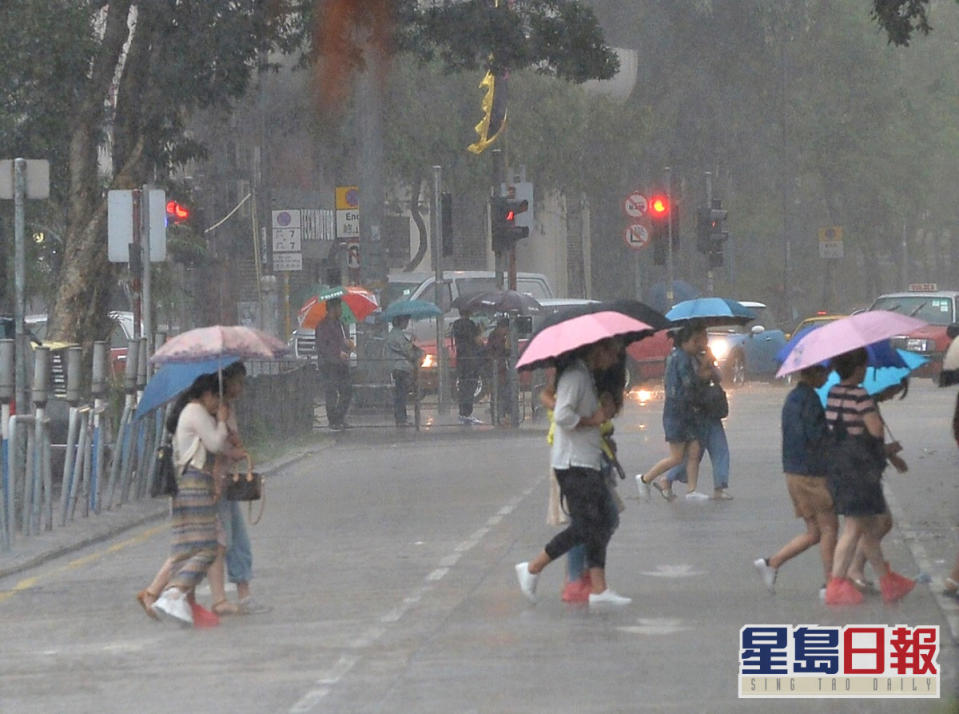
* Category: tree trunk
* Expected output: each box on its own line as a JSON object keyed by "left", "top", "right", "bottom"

{"left": 47, "top": 1, "right": 134, "bottom": 345}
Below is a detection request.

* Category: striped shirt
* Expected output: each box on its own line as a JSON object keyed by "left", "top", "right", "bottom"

{"left": 825, "top": 384, "right": 876, "bottom": 436}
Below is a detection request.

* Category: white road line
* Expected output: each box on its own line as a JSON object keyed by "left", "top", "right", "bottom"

{"left": 885, "top": 487, "right": 959, "bottom": 642}
{"left": 288, "top": 472, "right": 544, "bottom": 712}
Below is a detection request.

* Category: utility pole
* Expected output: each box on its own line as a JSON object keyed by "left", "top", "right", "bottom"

{"left": 705, "top": 171, "right": 713, "bottom": 296}
{"left": 13, "top": 159, "right": 27, "bottom": 418}
{"left": 665, "top": 166, "right": 674, "bottom": 306}
{"left": 432, "top": 165, "right": 448, "bottom": 414}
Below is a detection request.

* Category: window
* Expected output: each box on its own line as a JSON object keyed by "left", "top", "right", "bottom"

{"left": 871, "top": 296, "right": 955, "bottom": 325}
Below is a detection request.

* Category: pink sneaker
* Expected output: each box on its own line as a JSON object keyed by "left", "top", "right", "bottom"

{"left": 190, "top": 601, "right": 221, "bottom": 628}
{"left": 825, "top": 577, "right": 864, "bottom": 606}
{"left": 880, "top": 571, "right": 915, "bottom": 604}
{"left": 561, "top": 577, "right": 590, "bottom": 603}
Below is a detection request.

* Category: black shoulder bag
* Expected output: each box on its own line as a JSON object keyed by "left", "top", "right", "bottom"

{"left": 150, "top": 434, "right": 180, "bottom": 498}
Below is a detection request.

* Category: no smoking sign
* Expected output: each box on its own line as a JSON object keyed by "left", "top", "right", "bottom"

{"left": 624, "top": 223, "right": 650, "bottom": 250}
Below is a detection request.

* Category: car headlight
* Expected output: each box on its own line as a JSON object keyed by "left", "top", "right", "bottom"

{"left": 709, "top": 338, "right": 731, "bottom": 361}
{"left": 421, "top": 353, "right": 436, "bottom": 369}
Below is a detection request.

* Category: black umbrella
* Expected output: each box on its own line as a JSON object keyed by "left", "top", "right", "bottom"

{"left": 451, "top": 289, "right": 543, "bottom": 315}
{"left": 531, "top": 298, "right": 671, "bottom": 341}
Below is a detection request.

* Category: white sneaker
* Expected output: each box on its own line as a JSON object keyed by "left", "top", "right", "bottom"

{"left": 818, "top": 585, "right": 827, "bottom": 602}
{"left": 685, "top": 491, "right": 709, "bottom": 501}
{"left": 153, "top": 590, "right": 194, "bottom": 626}
{"left": 514, "top": 562, "right": 539, "bottom": 603}
{"left": 635, "top": 474, "right": 651, "bottom": 502}
{"left": 588, "top": 589, "right": 632, "bottom": 606}
{"left": 458, "top": 415, "right": 472, "bottom": 425}
{"left": 753, "top": 557, "right": 777, "bottom": 593}
{"left": 469, "top": 415, "right": 484, "bottom": 425}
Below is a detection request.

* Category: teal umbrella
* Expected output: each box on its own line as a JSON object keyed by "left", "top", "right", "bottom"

{"left": 382, "top": 300, "right": 442, "bottom": 321}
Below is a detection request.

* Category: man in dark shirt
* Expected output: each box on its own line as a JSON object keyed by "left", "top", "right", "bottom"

{"left": 451, "top": 308, "right": 484, "bottom": 424}
{"left": 314, "top": 298, "right": 353, "bottom": 429}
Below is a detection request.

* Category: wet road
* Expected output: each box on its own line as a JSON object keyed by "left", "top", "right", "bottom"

{"left": 0, "top": 381, "right": 956, "bottom": 713}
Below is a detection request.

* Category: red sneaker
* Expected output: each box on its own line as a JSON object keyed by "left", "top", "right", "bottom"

{"left": 561, "top": 577, "right": 590, "bottom": 603}
{"left": 825, "top": 577, "right": 864, "bottom": 606}
{"left": 190, "top": 601, "right": 221, "bottom": 628}
{"left": 880, "top": 571, "right": 915, "bottom": 604}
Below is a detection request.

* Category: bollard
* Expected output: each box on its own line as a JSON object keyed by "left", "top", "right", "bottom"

{"left": 58, "top": 347, "right": 83, "bottom": 526}
{"left": 90, "top": 341, "right": 107, "bottom": 513}
{"left": 0, "top": 339, "right": 13, "bottom": 549}
{"left": 31, "top": 348, "right": 52, "bottom": 531}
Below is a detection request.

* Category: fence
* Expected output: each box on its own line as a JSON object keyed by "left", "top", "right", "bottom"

{"left": 0, "top": 339, "right": 314, "bottom": 554}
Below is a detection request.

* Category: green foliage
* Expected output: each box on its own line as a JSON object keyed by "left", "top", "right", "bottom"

{"left": 871, "top": 0, "right": 932, "bottom": 46}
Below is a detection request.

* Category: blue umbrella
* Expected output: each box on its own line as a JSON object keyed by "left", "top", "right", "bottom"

{"left": 645, "top": 280, "right": 700, "bottom": 314}
{"left": 665, "top": 297, "right": 756, "bottom": 326}
{"left": 815, "top": 349, "right": 929, "bottom": 406}
{"left": 381, "top": 299, "right": 442, "bottom": 321}
{"left": 777, "top": 325, "right": 910, "bottom": 369}
{"left": 135, "top": 356, "right": 241, "bottom": 419}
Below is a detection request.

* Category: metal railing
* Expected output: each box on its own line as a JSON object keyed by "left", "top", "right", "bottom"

{"left": 0, "top": 337, "right": 316, "bottom": 554}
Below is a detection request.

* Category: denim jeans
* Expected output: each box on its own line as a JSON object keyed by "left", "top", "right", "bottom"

{"left": 218, "top": 498, "right": 253, "bottom": 584}
{"left": 665, "top": 417, "right": 730, "bottom": 489}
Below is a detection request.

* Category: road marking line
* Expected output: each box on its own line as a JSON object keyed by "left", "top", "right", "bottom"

{"left": 289, "top": 688, "right": 330, "bottom": 712}
{"left": 318, "top": 655, "right": 359, "bottom": 684}
{"left": 885, "top": 488, "right": 959, "bottom": 642}
{"left": 287, "top": 471, "right": 544, "bottom": 712}
{"left": 0, "top": 523, "right": 168, "bottom": 605}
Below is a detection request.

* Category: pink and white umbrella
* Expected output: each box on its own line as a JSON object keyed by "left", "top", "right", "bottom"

{"left": 516, "top": 311, "right": 657, "bottom": 372}
{"left": 775, "top": 311, "right": 927, "bottom": 377}
{"left": 151, "top": 325, "right": 288, "bottom": 364}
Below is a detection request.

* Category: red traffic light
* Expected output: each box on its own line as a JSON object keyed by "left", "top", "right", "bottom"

{"left": 166, "top": 200, "right": 190, "bottom": 224}
{"left": 648, "top": 195, "right": 669, "bottom": 218}
{"left": 505, "top": 208, "right": 516, "bottom": 222}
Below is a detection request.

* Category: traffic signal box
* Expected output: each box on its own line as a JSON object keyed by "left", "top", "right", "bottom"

{"left": 697, "top": 200, "right": 728, "bottom": 267}
{"left": 649, "top": 194, "right": 678, "bottom": 266}
{"left": 490, "top": 196, "right": 530, "bottom": 253}
{"left": 165, "top": 199, "right": 190, "bottom": 225}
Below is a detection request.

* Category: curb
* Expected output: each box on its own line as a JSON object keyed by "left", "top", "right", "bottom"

{"left": 0, "top": 443, "right": 330, "bottom": 581}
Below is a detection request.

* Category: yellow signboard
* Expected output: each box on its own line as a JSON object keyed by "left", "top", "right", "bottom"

{"left": 818, "top": 226, "right": 843, "bottom": 242}
{"left": 335, "top": 186, "right": 359, "bottom": 210}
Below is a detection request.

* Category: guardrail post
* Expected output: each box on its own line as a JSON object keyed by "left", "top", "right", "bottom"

{"left": 90, "top": 341, "right": 107, "bottom": 513}
{"left": 31, "top": 346, "right": 53, "bottom": 531}
{"left": 58, "top": 346, "right": 82, "bottom": 526}
{"left": 106, "top": 339, "right": 138, "bottom": 509}
{"left": 0, "top": 338, "right": 13, "bottom": 550}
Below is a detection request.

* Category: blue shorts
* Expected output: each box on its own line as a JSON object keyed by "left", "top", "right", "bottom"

{"left": 663, "top": 412, "right": 698, "bottom": 444}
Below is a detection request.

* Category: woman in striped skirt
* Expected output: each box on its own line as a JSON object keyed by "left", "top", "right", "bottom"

{"left": 152, "top": 374, "right": 240, "bottom": 626}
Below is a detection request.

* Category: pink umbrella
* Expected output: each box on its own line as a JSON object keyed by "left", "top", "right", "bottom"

{"left": 516, "top": 311, "right": 656, "bottom": 371}
{"left": 775, "top": 311, "right": 927, "bottom": 377}
{"left": 151, "top": 325, "right": 289, "bottom": 364}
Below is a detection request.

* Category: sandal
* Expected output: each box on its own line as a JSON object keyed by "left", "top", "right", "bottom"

{"left": 212, "top": 599, "right": 240, "bottom": 616}
{"left": 944, "top": 577, "right": 959, "bottom": 599}
{"left": 850, "top": 577, "right": 877, "bottom": 593}
{"left": 136, "top": 589, "right": 159, "bottom": 620}
{"left": 652, "top": 479, "right": 676, "bottom": 502}
{"left": 237, "top": 596, "right": 272, "bottom": 615}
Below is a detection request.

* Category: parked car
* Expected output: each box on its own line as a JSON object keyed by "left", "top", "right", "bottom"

{"left": 868, "top": 286, "right": 959, "bottom": 382}
{"left": 707, "top": 301, "right": 788, "bottom": 386}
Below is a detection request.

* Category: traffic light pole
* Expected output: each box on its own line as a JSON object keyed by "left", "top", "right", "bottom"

{"left": 141, "top": 186, "right": 152, "bottom": 357}
{"left": 665, "top": 167, "right": 674, "bottom": 307}
{"left": 432, "top": 165, "right": 448, "bottom": 414}
{"left": 705, "top": 171, "right": 714, "bottom": 296}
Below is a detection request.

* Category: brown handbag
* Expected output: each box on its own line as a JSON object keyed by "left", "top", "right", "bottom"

{"left": 224, "top": 455, "right": 263, "bottom": 501}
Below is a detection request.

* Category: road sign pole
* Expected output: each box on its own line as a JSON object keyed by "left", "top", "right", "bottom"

{"left": 13, "top": 159, "right": 27, "bottom": 418}
{"left": 141, "top": 187, "right": 152, "bottom": 357}
{"left": 665, "top": 166, "right": 674, "bottom": 306}
{"left": 432, "top": 165, "right": 448, "bottom": 415}
{"left": 705, "top": 171, "right": 714, "bottom": 296}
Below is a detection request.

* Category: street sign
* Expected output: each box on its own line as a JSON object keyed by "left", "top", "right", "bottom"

{"left": 272, "top": 228, "right": 301, "bottom": 252}
{"left": 818, "top": 225, "right": 843, "bottom": 260}
{"left": 0, "top": 159, "right": 49, "bottom": 199}
{"left": 335, "top": 185, "right": 359, "bottom": 210}
{"left": 272, "top": 252, "right": 303, "bottom": 271}
{"left": 624, "top": 222, "right": 650, "bottom": 250}
{"left": 107, "top": 189, "right": 167, "bottom": 262}
{"left": 335, "top": 186, "right": 360, "bottom": 239}
{"left": 623, "top": 191, "right": 647, "bottom": 218}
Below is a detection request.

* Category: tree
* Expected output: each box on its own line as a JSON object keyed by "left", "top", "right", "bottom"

{"left": 1, "top": 1, "right": 297, "bottom": 345}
